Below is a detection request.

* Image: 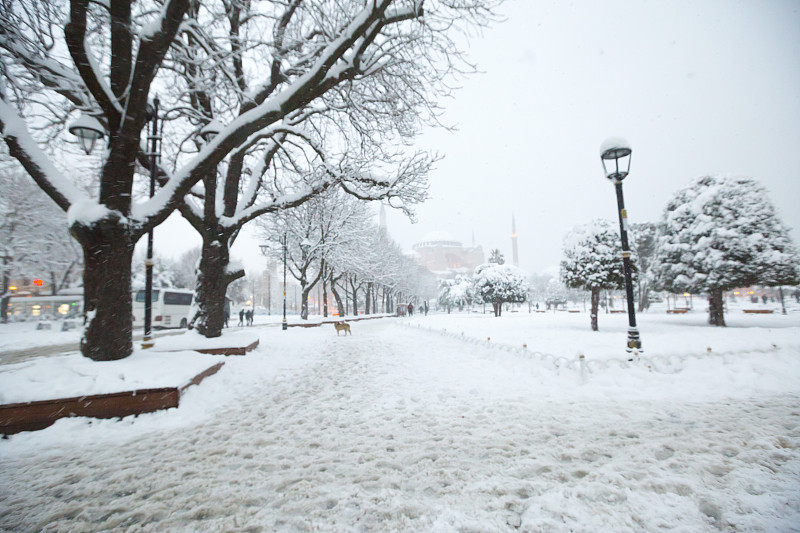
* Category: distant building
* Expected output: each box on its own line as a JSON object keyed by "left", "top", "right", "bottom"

{"left": 411, "top": 231, "right": 484, "bottom": 278}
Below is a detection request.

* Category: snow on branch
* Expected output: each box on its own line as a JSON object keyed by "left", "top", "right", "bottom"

{"left": 0, "top": 98, "right": 85, "bottom": 211}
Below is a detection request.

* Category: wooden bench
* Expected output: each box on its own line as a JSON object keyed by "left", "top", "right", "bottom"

{"left": 743, "top": 309, "right": 774, "bottom": 314}
{"left": 610, "top": 310, "right": 626, "bottom": 314}
{"left": 667, "top": 308, "right": 690, "bottom": 314}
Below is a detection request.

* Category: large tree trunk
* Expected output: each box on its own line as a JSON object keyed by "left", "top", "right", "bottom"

{"left": 708, "top": 290, "right": 726, "bottom": 326}
{"left": 493, "top": 301, "right": 501, "bottom": 317}
{"left": 331, "top": 277, "right": 345, "bottom": 317}
{"left": 590, "top": 287, "right": 600, "bottom": 331}
{"left": 301, "top": 283, "right": 311, "bottom": 319}
{"left": 322, "top": 278, "right": 329, "bottom": 318}
{"left": 191, "top": 233, "right": 242, "bottom": 338}
{"left": 350, "top": 277, "right": 359, "bottom": 316}
{"left": 75, "top": 219, "right": 134, "bottom": 361}
{"left": 637, "top": 278, "right": 650, "bottom": 312}
{"left": 365, "top": 283, "right": 372, "bottom": 314}
{"left": 1, "top": 268, "right": 10, "bottom": 324}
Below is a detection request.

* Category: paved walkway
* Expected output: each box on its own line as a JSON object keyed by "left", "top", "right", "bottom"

{"left": 1, "top": 322, "right": 798, "bottom": 532}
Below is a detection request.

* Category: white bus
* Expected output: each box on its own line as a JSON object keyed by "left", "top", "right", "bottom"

{"left": 132, "top": 288, "right": 193, "bottom": 329}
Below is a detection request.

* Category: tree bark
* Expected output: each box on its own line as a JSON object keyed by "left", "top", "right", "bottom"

{"left": 493, "top": 301, "right": 501, "bottom": 317}
{"left": 322, "top": 275, "right": 329, "bottom": 318}
{"left": 365, "top": 282, "right": 372, "bottom": 314}
{"left": 74, "top": 218, "right": 134, "bottom": 361}
{"left": 191, "top": 232, "right": 242, "bottom": 337}
{"left": 331, "top": 277, "right": 345, "bottom": 317}
{"left": 707, "top": 290, "right": 726, "bottom": 326}
{"left": 1, "top": 267, "right": 9, "bottom": 324}
{"left": 301, "top": 283, "right": 310, "bottom": 319}
{"left": 350, "top": 277, "right": 359, "bottom": 316}
{"left": 637, "top": 278, "right": 649, "bottom": 312}
{"left": 590, "top": 287, "right": 600, "bottom": 332}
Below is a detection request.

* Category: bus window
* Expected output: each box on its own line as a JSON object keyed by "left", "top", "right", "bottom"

{"left": 135, "top": 290, "right": 160, "bottom": 302}
{"left": 164, "top": 291, "right": 192, "bottom": 305}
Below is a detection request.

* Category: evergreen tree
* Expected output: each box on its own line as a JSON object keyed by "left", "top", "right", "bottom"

{"left": 472, "top": 263, "right": 528, "bottom": 317}
{"left": 560, "top": 219, "right": 633, "bottom": 331}
{"left": 630, "top": 222, "right": 660, "bottom": 311}
{"left": 437, "top": 275, "right": 472, "bottom": 313}
{"left": 654, "top": 175, "right": 800, "bottom": 326}
{"left": 488, "top": 249, "right": 505, "bottom": 265}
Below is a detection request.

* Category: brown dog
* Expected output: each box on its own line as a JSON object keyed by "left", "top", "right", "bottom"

{"left": 334, "top": 321, "right": 351, "bottom": 335}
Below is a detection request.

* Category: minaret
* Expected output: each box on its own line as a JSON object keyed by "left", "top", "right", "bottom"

{"left": 379, "top": 203, "right": 387, "bottom": 234}
{"left": 511, "top": 214, "right": 519, "bottom": 267}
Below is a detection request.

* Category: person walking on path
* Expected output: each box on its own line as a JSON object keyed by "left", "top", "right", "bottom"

{"left": 238, "top": 309, "right": 245, "bottom": 327}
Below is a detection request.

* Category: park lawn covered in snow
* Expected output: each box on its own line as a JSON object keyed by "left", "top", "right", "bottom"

{"left": 408, "top": 304, "right": 800, "bottom": 364}
{"left": 1, "top": 314, "right": 799, "bottom": 532}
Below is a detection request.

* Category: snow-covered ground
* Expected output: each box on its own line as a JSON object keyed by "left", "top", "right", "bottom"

{"left": 1, "top": 310, "right": 799, "bottom": 532}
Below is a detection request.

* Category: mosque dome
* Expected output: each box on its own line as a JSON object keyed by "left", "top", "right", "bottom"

{"left": 413, "top": 231, "right": 462, "bottom": 249}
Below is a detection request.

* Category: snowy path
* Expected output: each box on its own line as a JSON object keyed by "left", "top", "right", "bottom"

{"left": 1, "top": 321, "right": 799, "bottom": 532}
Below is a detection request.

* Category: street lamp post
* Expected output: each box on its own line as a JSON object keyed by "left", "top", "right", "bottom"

{"left": 141, "top": 98, "right": 161, "bottom": 349}
{"left": 68, "top": 114, "right": 105, "bottom": 155}
{"left": 600, "top": 137, "right": 641, "bottom": 354}
{"left": 258, "top": 244, "right": 272, "bottom": 315}
{"left": 282, "top": 233, "right": 288, "bottom": 330}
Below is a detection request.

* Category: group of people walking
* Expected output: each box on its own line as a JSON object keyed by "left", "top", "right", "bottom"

{"left": 229, "top": 308, "right": 253, "bottom": 327}
{"left": 405, "top": 301, "right": 429, "bottom": 317}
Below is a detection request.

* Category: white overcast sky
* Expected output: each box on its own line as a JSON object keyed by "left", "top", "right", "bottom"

{"left": 154, "top": 0, "right": 800, "bottom": 275}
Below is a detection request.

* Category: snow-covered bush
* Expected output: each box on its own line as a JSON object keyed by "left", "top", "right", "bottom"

{"left": 560, "top": 219, "right": 634, "bottom": 331}
{"left": 437, "top": 275, "right": 473, "bottom": 313}
{"left": 471, "top": 263, "right": 528, "bottom": 317}
{"left": 544, "top": 278, "right": 568, "bottom": 309}
{"left": 654, "top": 175, "right": 799, "bottom": 326}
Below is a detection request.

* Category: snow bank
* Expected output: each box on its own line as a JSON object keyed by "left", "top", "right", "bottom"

{"left": 0, "top": 348, "right": 221, "bottom": 404}
{"left": 151, "top": 329, "right": 259, "bottom": 351}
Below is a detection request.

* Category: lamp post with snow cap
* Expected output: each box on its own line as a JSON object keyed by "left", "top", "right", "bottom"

{"left": 68, "top": 114, "right": 105, "bottom": 155}
{"left": 140, "top": 98, "right": 162, "bottom": 349}
{"left": 600, "top": 137, "right": 641, "bottom": 354}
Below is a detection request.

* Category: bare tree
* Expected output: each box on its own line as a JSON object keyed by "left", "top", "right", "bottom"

{"left": 0, "top": 0, "right": 501, "bottom": 359}
{"left": 0, "top": 168, "right": 83, "bottom": 321}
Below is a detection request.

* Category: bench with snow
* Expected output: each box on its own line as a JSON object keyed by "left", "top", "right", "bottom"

{"left": 0, "top": 362, "right": 225, "bottom": 436}
{"left": 743, "top": 309, "right": 774, "bottom": 314}
{"left": 610, "top": 310, "right": 626, "bottom": 314}
{"left": 61, "top": 320, "right": 79, "bottom": 331}
{"left": 667, "top": 308, "right": 690, "bottom": 314}
{"left": 35, "top": 321, "right": 52, "bottom": 330}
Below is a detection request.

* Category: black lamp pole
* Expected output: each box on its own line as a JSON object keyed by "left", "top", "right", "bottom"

{"left": 282, "top": 232, "right": 288, "bottom": 331}
{"left": 143, "top": 97, "right": 160, "bottom": 349}
{"left": 600, "top": 139, "right": 642, "bottom": 354}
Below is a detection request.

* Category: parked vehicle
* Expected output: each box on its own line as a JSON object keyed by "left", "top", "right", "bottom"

{"left": 132, "top": 288, "right": 193, "bottom": 329}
